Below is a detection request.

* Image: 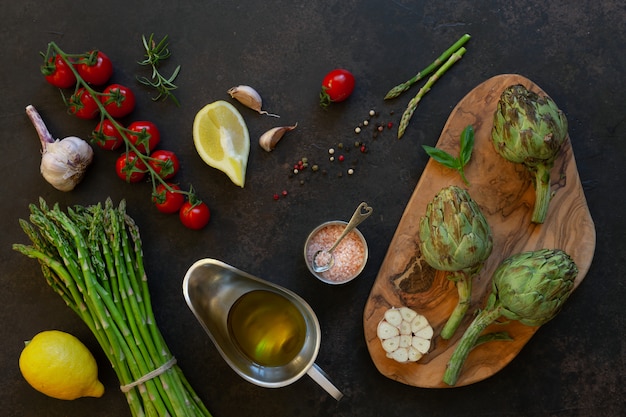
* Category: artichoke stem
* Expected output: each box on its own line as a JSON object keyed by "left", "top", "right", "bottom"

{"left": 440, "top": 271, "right": 473, "bottom": 340}
{"left": 443, "top": 305, "right": 503, "bottom": 386}
{"left": 531, "top": 165, "right": 552, "bottom": 223}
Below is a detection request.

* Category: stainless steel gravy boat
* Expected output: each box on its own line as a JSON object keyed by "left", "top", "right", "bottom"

{"left": 182, "top": 258, "right": 343, "bottom": 400}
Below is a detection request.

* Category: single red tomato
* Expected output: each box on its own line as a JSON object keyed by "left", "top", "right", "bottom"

{"left": 76, "top": 50, "right": 113, "bottom": 86}
{"left": 152, "top": 183, "right": 185, "bottom": 214}
{"left": 127, "top": 121, "right": 161, "bottom": 154}
{"left": 91, "top": 119, "right": 124, "bottom": 150}
{"left": 68, "top": 88, "right": 100, "bottom": 119}
{"left": 100, "top": 84, "right": 136, "bottom": 118}
{"left": 179, "top": 201, "right": 211, "bottom": 230}
{"left": 42, "top": 54, "right": 76, "bottom": 88}
{"left": 148, "top": 150, "right": 180, "bottom": 179}
{"left": 320, "top": 68, "right": 355, "bottom": 107}
{"left": 115, "top": 152, "right": 147, "bottom": 183}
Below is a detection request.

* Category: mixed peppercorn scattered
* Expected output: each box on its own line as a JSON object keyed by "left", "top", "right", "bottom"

{"left": 272, "top": 108, "right": 395, "bottom": 200}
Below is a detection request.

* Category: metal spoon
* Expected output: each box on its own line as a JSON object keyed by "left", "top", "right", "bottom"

{"left": 312, "top": 202, "right": 373, "bottom": 273}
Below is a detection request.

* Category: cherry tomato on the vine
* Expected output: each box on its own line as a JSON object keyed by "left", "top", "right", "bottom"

{"left": 68, "top": 88, "right": 100, "bottom": 119}
{"left": 127, "top": 121, "right": 161, "bottom": 154}
{"left": 100, "top": 84, "right": 136, "bottom": 118}
{"left": 320, "top": 68, "right": 355, "bottom": 107}
{"left": 91, "top": 119, "right": 124, "bottom": 150}
{"left": 152, "top": 183, "right": 185, "bottom": 214}
{"left": 179, "top": 201, "right": 211, "bottom": 230}
{"left": 115, "top": 152, "right": 147, "bottom": 183}
{"left": 76, "top": 50, "right": 113, "bottom": 86}
{"left": 42, "top": 54, "right": 76, "bottom": 88}
{"left": 148, "top": 150, "right": 180, "bottom": 180}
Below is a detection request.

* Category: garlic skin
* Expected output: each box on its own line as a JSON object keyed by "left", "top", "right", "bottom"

{"left": 227, "top": 85, "right": 280, "bottom": 118}
{"left": 259, "top": 123, "right": 298, "bottom": 152}
{"left": 26, "top": 105, "right": 94, "bottom": 191}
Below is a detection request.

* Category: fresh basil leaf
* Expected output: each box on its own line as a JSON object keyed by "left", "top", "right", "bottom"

{"left": 422, "top": 145, "right": 460, "bottom": 169}
{"left": 459, "top": 125, "right": 475, "bottom": 166}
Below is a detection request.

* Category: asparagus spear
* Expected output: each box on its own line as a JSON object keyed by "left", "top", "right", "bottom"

{"left": 397, "top": 47, "right": 467, "bottom": 139}
{"left": 384, "top": 33, "right": 471, "bottom": 100}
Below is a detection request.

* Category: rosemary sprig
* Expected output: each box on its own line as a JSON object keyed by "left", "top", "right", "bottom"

{"left": 422, "top": 124, "right": 474, "bottom": 185}
{"left": 137, "top": 33, "right": 181, "bottom": 106}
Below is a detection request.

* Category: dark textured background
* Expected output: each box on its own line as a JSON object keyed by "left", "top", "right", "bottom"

{"left": 1, "top": 1, "right": 624, "bottom": 416}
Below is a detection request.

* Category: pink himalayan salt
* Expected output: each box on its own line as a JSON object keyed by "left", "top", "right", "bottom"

{"left": 306, "top": 224, "right": 365, "bottom": 283}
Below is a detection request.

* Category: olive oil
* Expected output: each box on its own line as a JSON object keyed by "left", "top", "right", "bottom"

{"left": 227, "top": 290, "right": 307, "bottom": 367}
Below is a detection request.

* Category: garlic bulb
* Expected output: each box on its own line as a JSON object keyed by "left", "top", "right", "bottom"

{"left": 377, "top": 306, "right": 433, "bottom": 363}
{"left": 26, "top": 105, "right": 94, "bottom": 191}
{"left": 227, "top": 85, "right": 280, "bottom": 118}
{"left": 259, "top": 123, "right": 298, "bottom": 152}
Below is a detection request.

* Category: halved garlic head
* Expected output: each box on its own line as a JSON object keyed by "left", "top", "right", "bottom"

{"left": 376, "top": 306, "right": 433, "bottom": 363}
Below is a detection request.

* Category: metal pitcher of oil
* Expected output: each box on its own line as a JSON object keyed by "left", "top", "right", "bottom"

{"left": 182, "top": 258, "right": 343, "bottom": 400}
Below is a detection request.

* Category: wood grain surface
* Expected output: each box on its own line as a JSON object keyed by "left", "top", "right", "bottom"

{"left": 363, "top": 74, "right": 596, "bottom": 388}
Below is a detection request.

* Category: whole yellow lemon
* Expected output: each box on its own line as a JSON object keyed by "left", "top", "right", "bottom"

{"left": 19, "top": 330, "right": 104, "bottom": 400}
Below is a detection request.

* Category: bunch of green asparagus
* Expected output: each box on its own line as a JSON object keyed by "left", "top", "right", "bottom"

{"left": 14, "top": 198, "right": 211, "bottom": 417}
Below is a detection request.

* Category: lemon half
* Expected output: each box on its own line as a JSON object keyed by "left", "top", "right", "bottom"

{"left": 193, "top": 100, "right": 250, "bottom": 187}
{"left": 19, "top": 330, "right": 104, "bottom": 400}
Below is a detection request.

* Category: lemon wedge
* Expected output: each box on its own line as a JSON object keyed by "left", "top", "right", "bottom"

{"left": 193, "top": 100, "right": 250, "bottom": 187}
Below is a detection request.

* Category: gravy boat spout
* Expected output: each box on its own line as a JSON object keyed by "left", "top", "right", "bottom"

{"left": 182, "top": 258, "right": 343, "bottom": 400}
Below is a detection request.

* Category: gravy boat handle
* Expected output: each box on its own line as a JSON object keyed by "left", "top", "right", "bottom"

{"left": 307, "top": 363, "right": 343, "bottom": 400}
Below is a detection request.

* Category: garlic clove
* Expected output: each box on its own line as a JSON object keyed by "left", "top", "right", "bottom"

{"left": 387, "top": 347, "right": 409, "bottom": 363}
{"left": 383, "top": 308, "right": 403, "bottom": 327}
{"left": 414, "top": 325, "right": 434, "bottom": 340}
{"left": 399, "top": 306, "right": 418, "bottom": 322}
{"left": 377, "top": 320, "right": 400, "bottom": 340}
{"left": 381, "top": 336, "right": 400, "bottom": 353}
{"left": 407, "top": 346, "right": 423, "bottom": 362}
{"left": 399, "top": 319, "right": 412, "bottom": 335}
{"left": 227, "top": 85, "right": 280, "bottom": 118}
{"left": 258, "top": 123, "right": 298, "bottom": 152}
{"left": 412, "top": 336, "right": 431, "bottom": 354}
{"left": 399, "top": 334, "right": 412, "bottom": 348}
{"left": 411, "top": 314, "right": 430, "bottom": 333}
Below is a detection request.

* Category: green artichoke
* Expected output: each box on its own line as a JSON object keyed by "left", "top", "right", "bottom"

{"left": 491, "top": 84, "right": 568, "bottom": 224}
{"left": 443, "top": 248, "right": 578, "bottom": 386}
{"left": 419, "top": 185, "right": 493, "bottom": 339}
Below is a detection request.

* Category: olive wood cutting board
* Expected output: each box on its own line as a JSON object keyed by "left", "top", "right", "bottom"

{"left": 363, "top": 74, "right": 596, "bottom": 388}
